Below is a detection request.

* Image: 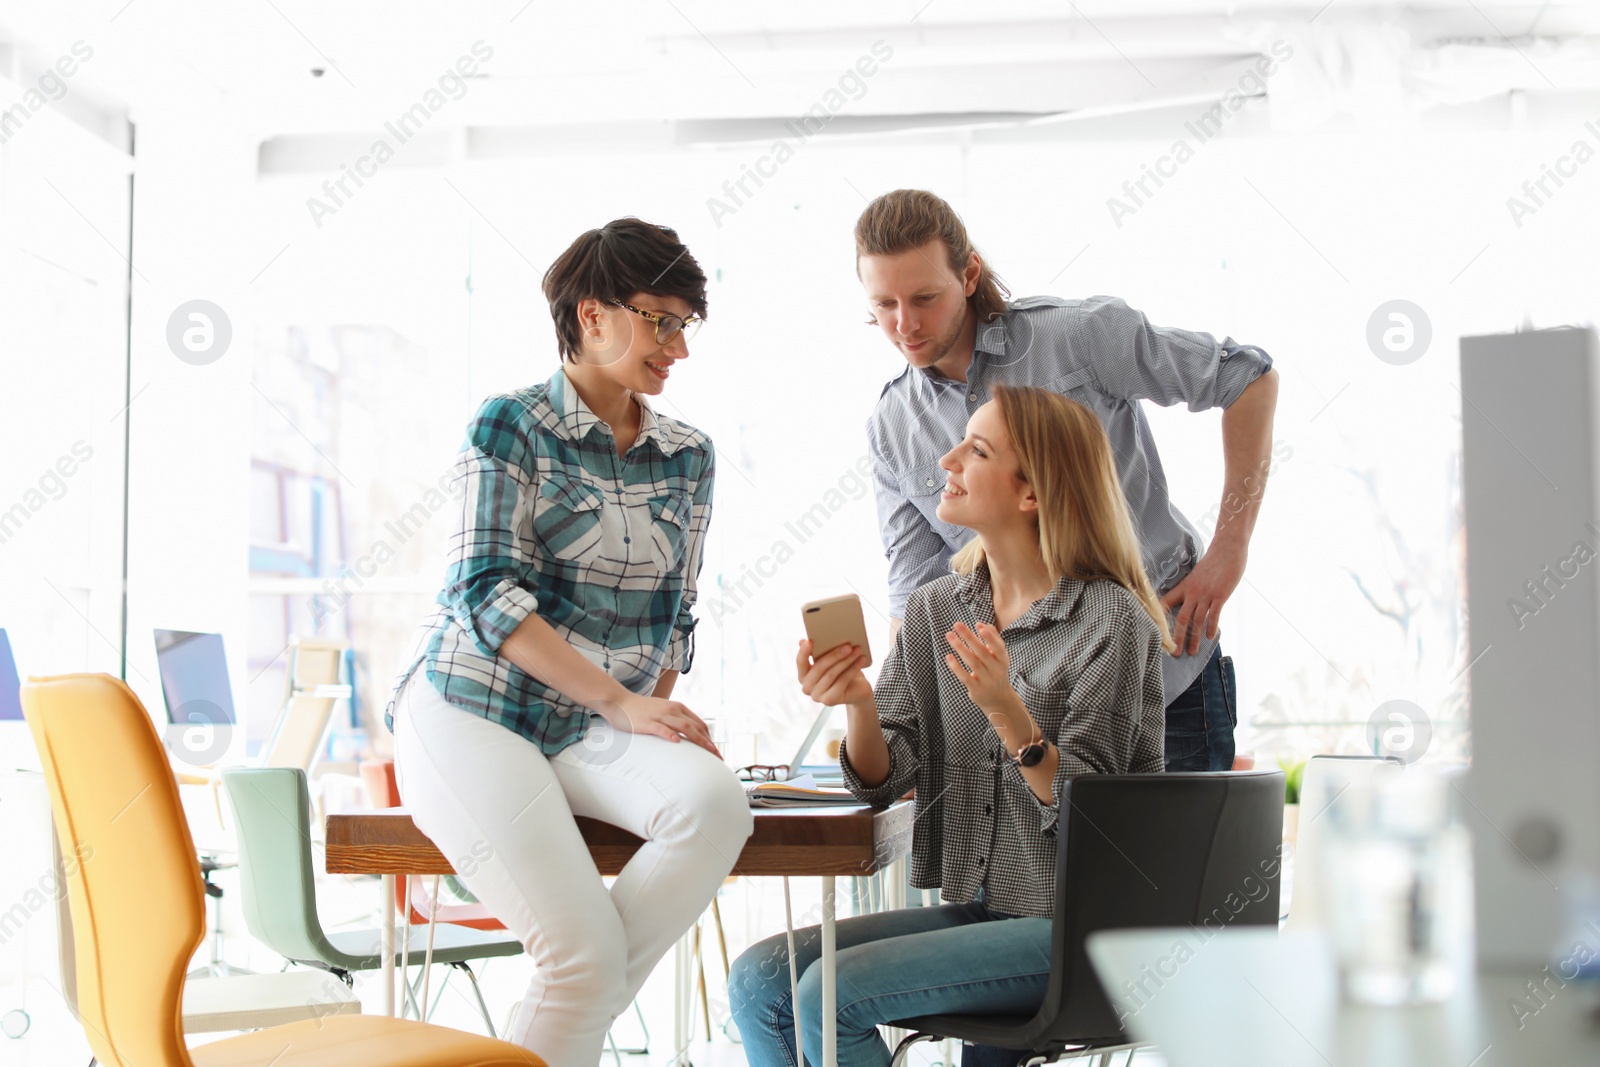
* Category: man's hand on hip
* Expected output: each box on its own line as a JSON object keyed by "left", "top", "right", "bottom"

{"left": 1160, "top": 541, "right": 1246, "bottom": 655}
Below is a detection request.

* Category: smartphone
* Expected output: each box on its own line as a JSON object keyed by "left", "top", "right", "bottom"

{"left": 801, "top": 594, "right": 872, "bottom": 668}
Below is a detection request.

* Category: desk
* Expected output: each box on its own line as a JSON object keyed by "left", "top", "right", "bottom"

{"left": 325, "top": 801, "right": 915, "bottom": 1066}
{"left": 1087, "top": 928, "right": 1600, "bottom": 1066}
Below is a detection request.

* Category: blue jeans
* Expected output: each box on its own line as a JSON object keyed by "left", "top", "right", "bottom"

{"left": 1161, "top": 646, "right": 1237, "bottom": 772}
{"left": 728, "top": 900, "right": 1051, "bottom": 1067}
{"left": 960, "top": 653, "right": 1240, "bottom": 1067}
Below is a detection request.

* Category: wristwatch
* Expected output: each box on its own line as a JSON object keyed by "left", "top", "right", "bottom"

{"left": 1015, "top": 734, "right": 1050, "bottom": 768}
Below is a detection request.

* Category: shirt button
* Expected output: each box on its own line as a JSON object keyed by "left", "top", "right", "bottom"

{"left": 623, "top": 537, "right": 631, "bottom": 544}
{"left": 603, "top": 661, "right": 611, "bottom": 669}
{"left": 968, "top": 392, "right": 977, "bottom": 402}
{"left": 984, "top": 803, "right": 993, "bottom": 815}
{"left": 925, "top": 478, "right": 935, "bottom": 487}
{"left": 976, "top": 855, "right": 986, "bottom": 866}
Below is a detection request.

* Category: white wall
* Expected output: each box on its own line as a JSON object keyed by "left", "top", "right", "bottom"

{"left": 120, "top": 96, "right": 260, "bottom": 753}
{"left": 242, "top": 91, "right": 1600, "bottom": 763}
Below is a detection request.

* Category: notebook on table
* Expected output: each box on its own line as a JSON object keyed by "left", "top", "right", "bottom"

{"left": 746, "top": 773, "right": 861, "bottom": 808}
{"left": 744, "top": 707, "right": 857, "bottom": 807}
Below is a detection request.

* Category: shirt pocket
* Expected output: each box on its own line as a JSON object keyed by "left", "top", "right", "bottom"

{"left": 1014, "top": 677, "right": 1072, "bottom": 744}
{"left": 646, "top": 492, "right": 691, "bottom": 572}
{"left": 531, "top": 472, "right": 605, "bottom": 561}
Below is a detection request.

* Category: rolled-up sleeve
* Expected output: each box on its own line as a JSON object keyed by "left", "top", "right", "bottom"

{"left": 1073, "top": 295, "right": 1272, "bottom": 412}
{"left": 1032, "top": 605, "right": 1167, "bottom": 833}
{"left": 870, "top": 421, "right": 953, "bottom": 618}
{"left": 438, "top": 397, "right": 540, "bottom": 657}
{"left": 667, "top": 444, "right": 714, "bottom": 673}
{"left": 840, "top": 591, "right": 935, "bottom": 805}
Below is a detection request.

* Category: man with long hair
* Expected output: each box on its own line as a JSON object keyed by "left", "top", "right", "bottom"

{"left": 856, "top": 188, "right": 1279, "bottom": 776}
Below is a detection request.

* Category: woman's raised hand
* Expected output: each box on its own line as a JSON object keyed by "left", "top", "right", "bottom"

{"left": 943, "top": 621, "right": 1015, "bottom": 715}
{"left": 796, "top": 639, "right": 873, "bottom": 708}
{"left": 604, "top": 692, "right": 720, "bottom": 756}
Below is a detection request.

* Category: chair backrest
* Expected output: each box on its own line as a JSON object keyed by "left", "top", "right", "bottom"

{"left": 260, "top": 639, "right": 345, "bottom": 772}
{"left": 220, "top": 766, "right": 343, "bottom": 966}
{"left": 359, "top": 757, "right": 400, "bottom": 808}
{"left": 1025, "top": 770, "right": 1285, "bottom": 1048}
{"left": 20, "top": 673, "right": 203, "bottom": 1067}
{"left": 1286, "top": 754, "right": 1403, "bottom": 932}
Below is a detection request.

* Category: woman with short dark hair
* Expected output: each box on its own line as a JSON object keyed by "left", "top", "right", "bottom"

{"left": 387, "top": 218, "right": 752, "bottom": 1065}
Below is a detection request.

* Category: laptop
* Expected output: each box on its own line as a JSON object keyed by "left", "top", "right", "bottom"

{"left": 787, "top": 704, "right": 843, "bottom": 783}
{"left": 153, "top": 629, "right": 238, "bottom": 767}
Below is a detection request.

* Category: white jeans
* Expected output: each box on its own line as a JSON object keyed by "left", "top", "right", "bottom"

{"left": 392, "top": 671, "right": 754, "bottom": 1067}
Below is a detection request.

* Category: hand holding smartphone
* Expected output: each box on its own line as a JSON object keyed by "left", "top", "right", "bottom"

{"left": 801, "top": 594, "right": 872, "bottom": 668}
{"left": 797, "top": 594, "right": 875, "bottom": 710}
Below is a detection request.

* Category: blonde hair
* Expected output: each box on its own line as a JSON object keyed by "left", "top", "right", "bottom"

{"left": 854, "top": 189, "right": 1010, "bottom": 324}
{"left": 950, "top": 385, "right": 1175, "bottom": 652}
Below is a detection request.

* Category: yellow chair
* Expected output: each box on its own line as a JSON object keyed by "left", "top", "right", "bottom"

{"left": 20, "top": 672, "right": 543, "bottom": 1067}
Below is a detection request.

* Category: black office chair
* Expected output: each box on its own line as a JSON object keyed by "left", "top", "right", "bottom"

{"left": 887, "top": 770, "right": 1285, "bottom": 1067}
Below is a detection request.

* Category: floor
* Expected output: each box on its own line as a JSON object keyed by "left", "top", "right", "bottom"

{"left": 0, "top": 868, "right": 1175, "bottom": 1067}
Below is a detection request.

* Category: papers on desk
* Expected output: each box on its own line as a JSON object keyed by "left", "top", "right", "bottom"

{"left": 746, "top": 773, "right": 861, "bottom": 807}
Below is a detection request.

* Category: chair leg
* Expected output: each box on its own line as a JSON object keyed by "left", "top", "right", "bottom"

{"left": 695, "top": 923, "right": 711, "bottom": 1038}
{"left": 890, "top": 1032, "right": 937, "bottom": 1067}
{"left": 605, "top": 999, "right": 651, "bottom": 1056}
{"left": 710, "top": 896, "right": 731, "bottom": 978}
{"left": 425, "top": 964, "right": 456, "bottom": 1021}
{"left": 633, "top": 999, "right": 651, "bottom": 1051}
{"left": 398, "top": 967, "right": 424, "bottom": 1020}
{"left": 606, "top": 1028, "right": 623, "bottom": 1067}
{"left": 453, "top": 962, "right": 497, "bottom": 1038}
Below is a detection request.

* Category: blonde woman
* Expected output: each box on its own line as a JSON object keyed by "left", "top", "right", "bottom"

{"left": 728, "top": 384, "right": 1172, "bottom": 1067}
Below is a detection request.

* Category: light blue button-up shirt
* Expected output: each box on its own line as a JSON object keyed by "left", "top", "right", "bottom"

{"left": 866, "top": 295, "right": 1273, "bottom": 705}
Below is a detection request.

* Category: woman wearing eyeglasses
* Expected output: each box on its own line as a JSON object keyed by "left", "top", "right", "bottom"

{"left": 387, "top": 218, "right": 752, "bottom": 1065}
{"left": 728, "top": 384, "right": 1172, "bottom": 1067}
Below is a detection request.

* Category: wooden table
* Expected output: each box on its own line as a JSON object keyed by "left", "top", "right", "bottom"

{"left": 325, "top": 801, "right": 916, "bottom": 1067}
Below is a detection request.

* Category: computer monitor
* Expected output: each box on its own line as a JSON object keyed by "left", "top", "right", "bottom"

{"left": 153, "top": 629, "right": 237, "bottom": 765}
{"left": 0, "top": 628, "right": 41, "bottom": 772}
{"left": 0, "top": 629, "right": 21, "bottom": 721}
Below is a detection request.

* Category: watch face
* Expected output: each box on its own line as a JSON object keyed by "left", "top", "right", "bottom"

{"left": 1019, "top": 742, "right": 1046, "bottom": 767}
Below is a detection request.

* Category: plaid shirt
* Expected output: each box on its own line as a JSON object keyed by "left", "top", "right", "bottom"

{"left": 387, "top": 368, "right": 714, "bottom": 755}
{"left": 867, "top": 295, "right": 1273, "bottom": 705}
{"left": 839, "top": 562, "right": 1166, "bottom": 919}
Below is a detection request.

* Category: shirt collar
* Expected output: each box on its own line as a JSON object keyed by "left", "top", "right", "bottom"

{"left": 909, "top": 313, "right": 1011, "bottom": 394}
{"left": 913, "top": 348, "right": 978, "bottom": 394}
{"left": 547, "top": 367, "right": 679, "bottom": 455}
{"left": 955, "top": 556, "right": 1086, "bottom": 632}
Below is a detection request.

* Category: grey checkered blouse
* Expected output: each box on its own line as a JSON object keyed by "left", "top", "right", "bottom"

{"left": 838, "top": 561, "right": 1166, "bottom": 919}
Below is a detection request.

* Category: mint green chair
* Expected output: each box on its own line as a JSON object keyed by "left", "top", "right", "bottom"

{"left": 222, "top": 767, "right": 523, "bottom": 1034}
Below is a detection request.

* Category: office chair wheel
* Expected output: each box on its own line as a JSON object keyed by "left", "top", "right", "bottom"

{"left": 2, "top": 1009, "right": 29, "bottom": 1038}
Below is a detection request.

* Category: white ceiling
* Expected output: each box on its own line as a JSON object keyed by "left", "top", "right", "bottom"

{"left": 3, "top": 1, "right": 1599, "bottom": 159}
